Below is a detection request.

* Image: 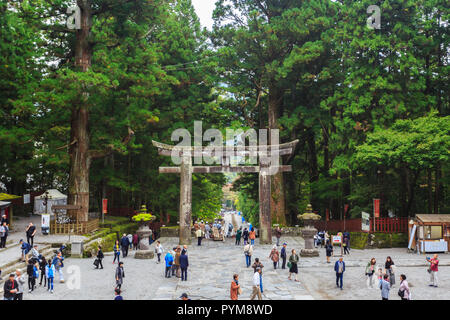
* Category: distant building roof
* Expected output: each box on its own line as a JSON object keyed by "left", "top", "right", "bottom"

{"left": 0, "top": 193, "right": 21, "bottom": 201}
{"left": 416, "top": 214, "right": 450, "bottom": 224}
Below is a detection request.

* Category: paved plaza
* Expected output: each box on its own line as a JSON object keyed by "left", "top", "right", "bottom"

{"left": 14, "top": 235, "right": 449, "bottom": 301}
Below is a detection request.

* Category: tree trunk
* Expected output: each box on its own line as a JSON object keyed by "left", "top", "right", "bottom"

{"left": 306, "top": 127, "right": 319, "bottom": 210}
{"left": 67, "top": 0, "right": 92, "bottom": 222}
{"left": 268, "top": 86, "right": 286, "bottom": 225}
{"left": 434, "top": 166, "right": 441, "bottom": 214}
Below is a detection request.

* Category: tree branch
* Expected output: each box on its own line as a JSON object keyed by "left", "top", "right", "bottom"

{"left": 88, "top": 128, "right": 135, "bottom": 159}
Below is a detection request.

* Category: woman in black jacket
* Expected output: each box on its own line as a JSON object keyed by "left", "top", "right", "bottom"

{"left": 242, "top": 228, "right": 249, "bottom": 245}
{"left": 96, "top": 246, "right": 104, "bottom": 269}
{"left": 39, "top": 257, "right": 47, "bottom": 286}
{"left": 385, "top": 256, "right": 395, "bottom": 287}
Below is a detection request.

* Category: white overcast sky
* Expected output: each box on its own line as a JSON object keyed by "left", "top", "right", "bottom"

{"left": 191, "top": 0, "right": 216, "bottom": 30}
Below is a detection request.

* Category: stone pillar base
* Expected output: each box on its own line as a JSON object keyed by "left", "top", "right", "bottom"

{"left": 134, "top": 250, "right": 155, "bottom": 259}
{"left": 300, "top": 248, "right": 319, "bottom": 257}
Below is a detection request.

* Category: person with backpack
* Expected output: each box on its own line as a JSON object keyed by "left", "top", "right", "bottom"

{"left": 244, "top": 243, "right": 253, "bottom": 267}
{"left": 45, "top": 259, "right": 55, "bottom": 293}
{"left": 115, "top": 262, "right": 125, "bottom": 290}
{"left": 398, "top": 274, "right": 410, "bottom": 300}
{"left": 113, "top": 240, "right": 121, "bottom": 264}
{"left": 39, "top": 257, "right": 47, "bottom": 287}
{"left": 53, "top": 251, "right": 64, "bottom": 283}
{"left": 95, "top": 246, "right": 104, "bottom": 269}
{"left": 164, "top": 251, "right": 174, "bottom": 278}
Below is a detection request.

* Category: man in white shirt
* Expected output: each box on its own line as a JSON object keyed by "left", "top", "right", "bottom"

{"left": 250, "top": 268, "right": 262, "bottom": 300}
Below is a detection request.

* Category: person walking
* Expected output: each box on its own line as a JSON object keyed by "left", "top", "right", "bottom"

{"left": 53, "top": 251, "right": 64, "bottom": 283}
{"left": 280, "top": 243, "right": 287, "bottom": 269}
{"left": 205, "top": 223, "right": 211, "bottom": 239}
{"left": 250, "top": 268, "right": 262, "bottom": 300}
{"left": 96, "top": 246, "right": 104, "bottom": 269}
{"left": 275, "top": 226, "right": 282, "bottom": 246}
{"left": 174, "top": 247, "right": 181, "bottom": 278}
{"left": 113, "top": 240, "right": 121, "bottom": 264}
{"left": 0, "top": 222, "right": 8, "bottom": 248}
{"left": 25, "top": 222, "right": 37, "bottom": 246}
{"left": 325, "top": 240, "right": 333, "bottom": 263}
{"left": 334, "top": 257, "right": 345, "bottom": 290}
{"left": 120, "top": 234, "right": 130, "bottom": 258}
{"left": 385, "top": 256, "right": 395, "bottom": 287}
{"left": 26, "top": 259, "right": 36, "bottom": 293}
{"left": 269, "top": 245, "right": 280, "bottom": 270}
{"left": 164, "top": 251, "right": 173, "bottom": 278}
{"left": 132, "top": 233, "right": 139, "bottom": 250}
{"left": 230, "top": 274, "right": 241, "bottom": 300}
{"left": 343, "top": 236, "right": 350, "bottom": 255}
{"left": 180, "top": 250, "right": 189, "bottom": 281}
{"left": 427, "top": 254, "right": 439, "bottom": 287}
{"left": 288, "top": 249, "right": 300, "bottom": 282}
{"left": 115, "top": 262, "right": 125, "bottom": 290}
{"left": 398, "top": 274, "right": 410, "bottom": 300}
{"left": 14, "top": 269, "right": 26, "bottom": 300}
{"left": 249, "top": 228, "right": 256, "bottom": 245}
{"left": 155, "top": 240, "right": 163, "bottom": 263}
{"left": 45, "top": 259, "right": 55, "bottom": 293}
{"left": 243, "top": 228, "right": 249, "bottom": 245}
{"left": 235, "top": 227, "right": 242, "bottom": 245}
{"left": 244, "top": 243, "right": 253, "bottom": 267}
{"left": 365, "top": 258, "right": 376, "bottom": 288}
{"left": 196, "top": 228, "right": 203, "bottom": 246}
{"left": 39, "top": 257, "right": 47, "bottom": 287}
{"left": 127, "top": 233, "right": 133, "bottom": 251}
{"left": 380, "top": 274, "right": 391, "bottom": 300}
{"left": 3, "top": 274, "right": 18, "bottom": 300}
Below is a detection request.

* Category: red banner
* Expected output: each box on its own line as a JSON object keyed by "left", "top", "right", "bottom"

{"left": 102, "top": 199, "right": 108, "bottom": 214}
{"left": 326, "top": 208, "right": 330, "bottom": 221}
{"left": 344, "top": 204, "right": 349, "bottom": 217}
{"left": 373, "top": 199, "right": 380, "bottom": 218}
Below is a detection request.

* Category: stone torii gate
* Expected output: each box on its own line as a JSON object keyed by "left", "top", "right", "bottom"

{"left": 152, "top": 139, "right": 298, "bottom": 245}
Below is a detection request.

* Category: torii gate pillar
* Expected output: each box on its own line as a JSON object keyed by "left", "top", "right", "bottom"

{"left": 179, "top": 155, "right": 192, "bottom": 245}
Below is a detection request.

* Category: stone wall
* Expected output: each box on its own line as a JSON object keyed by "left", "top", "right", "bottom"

{"left": 271, "top": 227, "right": 303, "bottom": 237}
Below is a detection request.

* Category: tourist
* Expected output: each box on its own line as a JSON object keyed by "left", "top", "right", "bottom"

{"left": 39, "top": 257, "right": 47, "bottom": 287}
{"left": 243, "top": 228, "right": 249, "bottom": 245}
{"left": 365, "top": 258, "right": 376, "bottom": 288}
{"left": 398, "top": 274, "right": 410, "bottom": 300}
{"left": 30, "top": 244, "right": 40, "bottom": 263}
{"left": 343, "top": 230, "right": 350, "bottom": 251}
{"left": 114, "top": 288, "right": 123, "bottom": 300}
{"left": 384, "top": 256, "right": 395, "bottom": 287}
{"left": 19, "top": 239, "right": 31, "bottom": 262}
{"left": 205, "top": 223, "right": 211, "bottom": 239}
{"left": 127, "top": 233, "right": 133, "bottom": 251}
{"left": 343, "top": 236, "right": 350, "bottom": 255}
{"left": 3, "top": 274, "right": 18, "bottom": 300}
{"left": 155, "top": 240, "right": 163, "bottom": 263}
{"left": 0, "top": 222, "right": 8, "bottom": 248}
{"left": 45, "top": 259, "right": 55, "bottom": 293}
{"left": 227, "top": 223, "right": 233, "bottom": 237}
{"left": 230, "top": 274, "right": 241, "bottom": 300}
{"left": 325, "top": 240, "right": 333, "bottom": 263}
{"left": 180, "top": 250, "right": 189, "bottom": 281}
{"left": 249, "top": 227, "right": 256, "bottom": 245}
{"left": 181, "top": 245, "right": 188, "bottom": 255}
{"left": 164, "top": 251, "right": 173, "bottom": 278}
{"left": 113, "top": 240, "right": 121, "bottom": 264}
{"left": 288, "top": 249, "right": 300, "bottom": 282}
{"left": 376, "top": 267, "right": 384, "bottom": 288}
{"left": 115, "top": 262, "right": 125, "bottom": 290}
{"left": 32, "top": 261, "right": 39, "bottom": 291}
{"left": 334, "top": 257, "right": 345, "bottom": 290}
{"left": 53, "top": 251, "right": 64, "bottom": 283}
{"left": 25, "top": 222, "right": 37, "bottom": 246}
{"left": 120, "top": 234, "right": 130, "bottom": 258}
{"left": 14, "top": 269, "right": 26, "bottom": 300}
{"left": 252, "top": 258, "right": 264, "bottom": 273}
{"left": 269, "top": 245, "right": 280, "bottom": 270}
{"left": 427, "top": 254, "right": 439, "bottom": 287}
{"left": 26, "top": 259, "right": 36, "bottom": 293}
{"left": 148, "top": 228, "right": 153, "bottom": 245}
{"left": 244, "top": 243, "right": 253, "bottom": 267}
{"left": 95, "top": 246, "right": 104, "bottom": 269}
{"left": 280, "top": 243, "right": 287, "bottom": 269}
{"left": 250, "top": 268, "right": 262, "bottom": 300}
{"left": 0, "top": 214, "right": 7, "bottom": 225}
{"left": 196, "top": 228, "right": 203, "bottom": 246}
{"left": 324, "top": 231, "right": 330, "bottom": 244}
{"left": 180, "top": 292, "right": 190, "bottom": 300}
{"left": 132, "top": 233, "right": 139, "bottom": 250}
{"left": 235, "top": 227, "right": 242, "bottom": 245}
{"left": 380, "top": 274, "right": 391, "bottom": 300}
{"left": 174, "top": 246, "right": 181, "bottom": 278}
{"left": 275, "top": 226, "right": 282, "bottom": 246}
{"left": 171, "top": 249, "right": 177, "bottom": 276}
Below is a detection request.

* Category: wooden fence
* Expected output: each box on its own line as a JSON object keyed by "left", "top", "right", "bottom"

{"left": 313, "top": 217, "right": 408, "bottom": 233}
{"left": 50, "top": 219, "right": 99, "bottom": 235}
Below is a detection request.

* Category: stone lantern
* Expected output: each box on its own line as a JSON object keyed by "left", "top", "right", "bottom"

{"left": 133, "top": 205, "right": 156, "bottom": 259}
{"left": 297, "top": 204, "right": 321, "bottom": 257}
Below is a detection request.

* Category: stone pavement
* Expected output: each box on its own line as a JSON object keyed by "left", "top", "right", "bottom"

{"left": 19, "top": 235, "right": 450, "bottom": 300}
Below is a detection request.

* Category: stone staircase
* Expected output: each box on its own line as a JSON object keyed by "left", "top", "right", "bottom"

{"left": 0, "top": 244, "right": 54, "bottom": 293}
